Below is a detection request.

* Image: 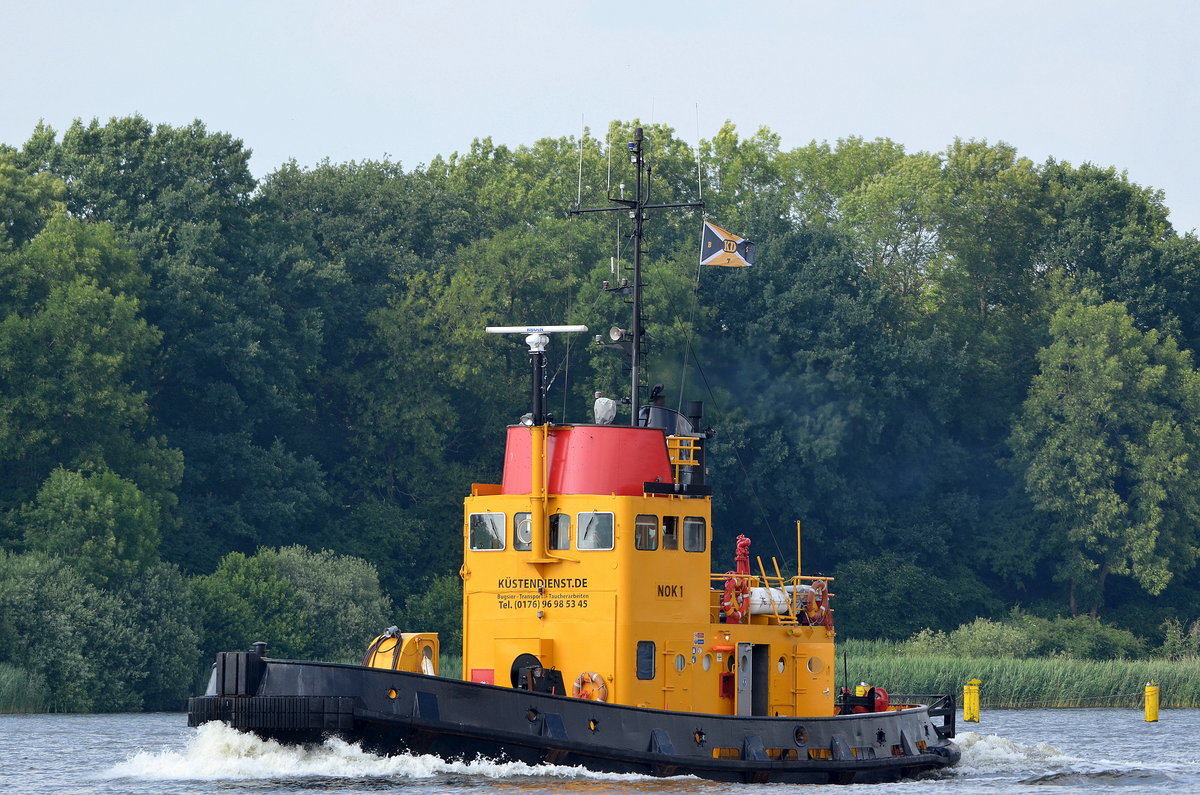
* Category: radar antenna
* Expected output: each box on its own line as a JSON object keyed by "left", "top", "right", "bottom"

{"left": 486, "top": 325, "right": 588, "bottom": 426}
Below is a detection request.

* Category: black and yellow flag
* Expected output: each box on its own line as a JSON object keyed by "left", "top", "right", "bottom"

{"left": 700, "top": 221, "right": 755, "bottom": 267}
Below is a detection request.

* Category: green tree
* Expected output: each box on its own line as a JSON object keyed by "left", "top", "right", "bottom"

{"left": 19, "top": 117, "right": 330, "bottom": 572}
{"left": 193, "top": 549, "right": 310, "bottom": 661}
{"left": 1017, "top": 613, "right": 1146, "bottom": 659}
{"left": 935, "top": 139, "right": 1052, "bottom": 321}
{"left": 1010, "top": 289, "right": 1200, "bottom": 616}
{"left": 21, "top": 466, "right": 161, "bottom": 587}
{"left": 0, "top": 551, "right": 143, "bottom": 711}
{"left": 784, "top": 135, "right": 909, "bottom": 225}
{"left": 0, "top": 212, "right": 179, "bottom": 526}
{"left": 840, "top": 152, "right": 947, "bottom": 304}
{"left": 1041, "top": 160, "right": 1182, "bottom": 338}
{"left": 0, "top": 152, "right": 64, "bottom": 249}
{"left": 115, "top": 561, "right": 202, "bottom": 710}
{"left": 704, "top": 224, "right": 971, "bottom": 578}
{"left": 402, "top": 573, "right": 463, "bottom": 655}
{"left": 833, "top": 553, "right": 958, "bottom": 640}
{"left": 271, "top": 545, "right": 393, "bottom": 662}
{"left": 325, "top": 500, "right": 438, "bottom": 601}
{"left": 194, "top": 546, "right": 393, "bottom": 664}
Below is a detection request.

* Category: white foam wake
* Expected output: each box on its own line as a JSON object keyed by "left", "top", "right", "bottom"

{"left": 953, "top": 730, "right": 1074, "bottom": 774}
{"left": 102, "top": 721, "right": 660, "bottom": 783}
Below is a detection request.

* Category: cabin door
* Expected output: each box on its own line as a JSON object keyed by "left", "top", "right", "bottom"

{"left": 735, "top": 643, "right": 771, "bottom": 716}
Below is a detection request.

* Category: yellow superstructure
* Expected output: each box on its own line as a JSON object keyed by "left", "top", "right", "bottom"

{"left": 460, "top": 423, "right": 837, "bottom": 718}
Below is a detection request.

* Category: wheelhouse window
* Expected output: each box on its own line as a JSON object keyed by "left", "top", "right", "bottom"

{"left": 550, "top": 513, "right": 571, "bottom": 550}
{"left": 469, "top": 512, "right": 505, "bottom": 550}
{"left": 577, "top": 512, "right": 614, "bottom": 550}
{"left": 635, "top": 514, "right": 658, "bottom": 550}
{"left": 662, "top": 516, "right": 679, "bottom": 550}
{"left": 683, "top": 516, "right": 706, "bottom": 552}
{"left": 513, "top": 512, "right": 532, "bottom": 551}
{"left": 513, "top": 512, "right": 570, "bottom": 551}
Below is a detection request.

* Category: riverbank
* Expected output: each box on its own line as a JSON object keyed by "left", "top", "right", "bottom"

{"left": 840, "top": 639, "right": 1200, "bottom": 708}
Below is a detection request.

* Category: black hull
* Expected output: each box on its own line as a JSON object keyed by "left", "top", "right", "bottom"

{"left": 189, "top": 653, "right": 959, "bottom": 784}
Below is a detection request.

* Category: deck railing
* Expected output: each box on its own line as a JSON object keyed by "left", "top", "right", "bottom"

{"left": 708, "top": 567, "right": 834, "bottom": 627}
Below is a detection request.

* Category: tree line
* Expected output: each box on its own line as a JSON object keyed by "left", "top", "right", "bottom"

{"left": 2, "top": 115, "right": 1199, "bottom": 710}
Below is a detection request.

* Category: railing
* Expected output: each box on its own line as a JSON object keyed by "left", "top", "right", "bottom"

{"left": 708, "top": 566, "right": 834, "bottom": 628}
{"left": 665, "top": 436, "right": 700, "bottom": 482}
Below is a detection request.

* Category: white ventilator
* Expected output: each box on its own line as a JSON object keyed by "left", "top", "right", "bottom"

{"left": 593, "top": 392, "right": 617, "bottom": 424}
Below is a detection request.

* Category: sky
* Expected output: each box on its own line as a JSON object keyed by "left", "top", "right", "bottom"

{"left": 4, "top": 0, "right": 1199, "bottom": 233}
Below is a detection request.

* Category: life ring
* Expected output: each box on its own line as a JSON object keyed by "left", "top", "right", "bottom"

{"left": 804, "top": 579, "right": 828, "bottom": 625}
{"left": 572, "top": 671, "right": 608, "bottom": 701}
{"left": 722, "top": 572, "right": 751, "bottom": 623}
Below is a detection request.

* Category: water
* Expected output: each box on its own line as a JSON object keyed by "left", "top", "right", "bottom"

{"left": 1, "top": 709, "right": 1196, "bottom": 793}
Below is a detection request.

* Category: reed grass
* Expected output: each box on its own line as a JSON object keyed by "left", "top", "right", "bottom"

{"left": 838, "top": 639, "right": 1200, "bottom": 707}
{"left": 438, "top": 653, "right": 462, "bottom": 680}
{"left": 0, "top": 664, "right": 46, "bottom": 713}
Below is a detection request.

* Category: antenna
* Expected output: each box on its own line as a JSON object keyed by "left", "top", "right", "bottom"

{"left": 569, "top": 127, "right": 704, "bottom": 424}
{"left": 694, "top": 102, "right": 704, "bottom": 201}
{"left": 486, "top": 325, "right": 588, "bottom": 426}
{"left": 576, "top": 115, "right": 585, "bottom": 210}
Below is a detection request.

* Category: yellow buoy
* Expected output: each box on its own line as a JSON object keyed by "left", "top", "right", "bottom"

{"left": 1145, "top": 681, "right": 1160, "bottom": 722}
{"left": 963, "top": 678, "right": 981, "bottom": 722}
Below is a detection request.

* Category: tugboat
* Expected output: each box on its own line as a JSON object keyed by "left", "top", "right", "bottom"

{"left": 189, "top": 128, "right": 960, "bottom": 784}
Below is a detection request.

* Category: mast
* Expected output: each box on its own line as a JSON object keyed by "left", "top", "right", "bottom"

{"left": 629, "top": 128, "right": 645, "bottom": 423}
{"left": 570, "top": 127, "right": 703, "bottom": 424}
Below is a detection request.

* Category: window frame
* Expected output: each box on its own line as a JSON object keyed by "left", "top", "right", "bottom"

{"left": 468, "top": 512, "right": 506, "bottom": 551}
{"left": 577, "top": 511, "right": 615, "bottom": 551}
{"left": 636, "top": 640, "right": 656, "bottom": 680}
{"left": 635, "top": 514, "right": 658, "bottom": 550}
{"left": 683, "top": 516, "right": 706, "bottom": 552}
{"left": 549, "top": 512, "right": 571, "bottom": 550}
{"left": 662, "top": 515, "right": 679, "bottom": 550}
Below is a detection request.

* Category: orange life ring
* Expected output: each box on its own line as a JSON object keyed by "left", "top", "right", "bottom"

{"left": 722, "top": 573, "right": 751, "bottom": 623}
{"left": 571, "top": 671, "right": 608, "bottom": 701}
{"left": 804, "top": 579, "right": 828, "bottom": 625}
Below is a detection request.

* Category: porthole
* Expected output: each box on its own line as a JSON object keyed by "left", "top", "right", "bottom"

{"left": 702, "top": 653, "right": 713, "bottom": 671}
{"left": 387, "top": 688, "right": 398, "bottom": 699}
{"left": 807, "top": 656, "right": 824, "bottom": 674}
{"left": 794, "top": 725, "right": 809, "bottom": 746}
{"left": 778, "top": 656, "right": 787, "bottom": 674}
{"left": 675, "top": 654, "right": 686, "bottom": 672}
